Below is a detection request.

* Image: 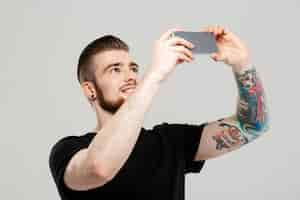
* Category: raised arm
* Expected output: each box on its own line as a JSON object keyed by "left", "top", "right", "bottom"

{"left": 64, "top": 28, "right": 196, "bottom": 191}
{"left": 194, "top": 26, "right": 270, "bottom": 161}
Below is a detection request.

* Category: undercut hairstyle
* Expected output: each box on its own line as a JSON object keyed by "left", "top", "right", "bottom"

{"left": 77, "top": 35, "right": 129, "bottom": 84}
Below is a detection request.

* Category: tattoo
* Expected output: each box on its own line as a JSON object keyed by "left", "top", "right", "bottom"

{"left": 212, "top": 119, "right": 248, "bottom": 150}
{"left": 234, "top": 66, "right": 269, "bottom": 140}
{"left": 211, "top": 66, "right": 270, "bottom": 151}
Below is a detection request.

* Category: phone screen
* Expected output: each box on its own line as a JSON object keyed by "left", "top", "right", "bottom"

{"left": 172, "top": 31, "right": 218, "bottom": 54}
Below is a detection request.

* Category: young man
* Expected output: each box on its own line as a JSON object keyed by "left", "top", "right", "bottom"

{"left": 49, "top": 25, "right": 270, "bottom": 200}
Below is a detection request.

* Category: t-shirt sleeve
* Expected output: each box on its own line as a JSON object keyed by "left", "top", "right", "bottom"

{"left": 48, "top": 135, "right": 90, "bottom": 194}
{"left": 156, "top": 122, "right": 208, "bottom": 174}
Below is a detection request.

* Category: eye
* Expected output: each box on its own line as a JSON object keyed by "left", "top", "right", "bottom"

{"left": 112, "top": 67, "right": 121, "bottom": 73}
{"left": 132, "top": 67, "right": 139, "bottom": 73}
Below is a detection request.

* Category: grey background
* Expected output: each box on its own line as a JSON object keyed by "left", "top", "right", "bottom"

{"left": 0, "top": 0, "right": 299, "bottom": 199}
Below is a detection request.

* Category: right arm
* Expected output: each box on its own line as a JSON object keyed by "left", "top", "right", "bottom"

{"left": 63, "top": 76, "right": 161, "bottom": 191}
{"left": 64, "top": 28, "right": 194, "bottom": 191}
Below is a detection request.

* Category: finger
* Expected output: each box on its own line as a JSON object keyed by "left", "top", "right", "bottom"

{"left": 222, "top": 28, "right": 237, "bottom": 40}
{"left": 166, "top": 36, "right": 194, "bottom": 49}
{"left": 210, "top": 53, "right": 218, "bottom": 61}
{"left": 204, "top": 25, "right": 226, "bottom": 39}
{"left": 212, "top": 26, "right": 219, "bottom": 37}
{"left": 208, "top": 26, "right": 214, "bottom": 33}
{"left": 213, "top": 25, "right": 224, "bottom": 37}
{"left": 171, "top": 45, "right": 194, "bottom": 60}
{"left": 223, "top": 29, "right": 244, "bottom": 48}
{"left": 215, "top": 26, "right": 227, "bottom": 41}
{"left": 177, "top": 52, "right": 193, "bottom": 63}
{"left": 201, "top": 25, "right": 214, "bottom": 33}
{"left": 207, "top": 25, "right": 220, "bottom": 38}
{"left": 210, "top": 52, "right": 226, "bottom": 62}
{"left": 216, "top": 25, "right": 225, "bottom": 36}
{"left": 159, "top": 28, "right": 185, "bottom": 41}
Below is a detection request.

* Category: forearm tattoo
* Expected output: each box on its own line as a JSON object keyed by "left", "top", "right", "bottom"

{"left": 212, "top": 66, "right": 270, "bottom": 151}
{"left": 235, "top": 66, "right": 269, "bottom": 138}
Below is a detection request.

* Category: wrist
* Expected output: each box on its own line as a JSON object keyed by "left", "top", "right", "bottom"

{"left": 143, "top": 69, "right": 164, "bottom": 85}
{"left": 232, "top": 62, "right": 254, "bottom": 74}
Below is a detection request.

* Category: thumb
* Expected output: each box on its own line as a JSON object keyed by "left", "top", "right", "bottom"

{"left": 210, "top": 53, "right": 219, "bottom": 61}
{"left": 210, "top": 52, "right": 225, "bottom": 62}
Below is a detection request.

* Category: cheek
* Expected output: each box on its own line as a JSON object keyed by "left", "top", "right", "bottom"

{"left": 101, "top": 87, "right": 115, "bottom": 99}
{"left": 101, "top": 83, "right": 121, "bottom": 98}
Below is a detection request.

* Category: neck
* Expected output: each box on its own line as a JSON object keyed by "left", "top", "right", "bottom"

{"left": 92, "top": 104, "right": 114, "bottom": 133}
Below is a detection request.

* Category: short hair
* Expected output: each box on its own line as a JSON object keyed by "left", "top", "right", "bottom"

{"left": 77, "top": 35, "right": 129, "bottom": 84}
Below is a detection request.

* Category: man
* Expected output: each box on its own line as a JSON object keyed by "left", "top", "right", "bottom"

{"left": 49, "top": 25, "right": 270, "bottom": 200}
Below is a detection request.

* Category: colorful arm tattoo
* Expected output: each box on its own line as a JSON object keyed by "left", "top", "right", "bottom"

{"left": 211, "top": 65, "right": 270, "bottom": 151}
{"left": 212, "top": 119, "right": 249, "bottom": 150}
{"left": 234, "top": 65, "right": 270, "bottom": 140}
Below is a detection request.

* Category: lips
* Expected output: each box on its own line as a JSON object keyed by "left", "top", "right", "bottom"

{"left": 120, "top": 84, "right": 136, "bottom": 92}
{"left": 122, "top": 88, "right": 135, "bottom": 93}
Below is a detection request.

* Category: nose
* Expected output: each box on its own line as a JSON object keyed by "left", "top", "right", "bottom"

{"left": 124, "top": 68, "right": 138, "bottom": 84}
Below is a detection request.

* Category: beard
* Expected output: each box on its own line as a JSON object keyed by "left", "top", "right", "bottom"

{"left": 94, "top": 81, "right": 125, "bottom": 114}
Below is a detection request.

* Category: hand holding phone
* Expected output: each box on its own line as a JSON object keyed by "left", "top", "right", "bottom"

{"left": 171, "top": 31, "right": 218, "bottom": 54}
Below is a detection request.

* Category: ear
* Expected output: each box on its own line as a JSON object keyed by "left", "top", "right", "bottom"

{"left": 81, "top": 81, "right": 97, "bottom": 101}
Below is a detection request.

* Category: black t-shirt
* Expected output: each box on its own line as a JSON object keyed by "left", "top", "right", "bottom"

{"left": 49, "top": 122, "right": 208, "bottom": 200}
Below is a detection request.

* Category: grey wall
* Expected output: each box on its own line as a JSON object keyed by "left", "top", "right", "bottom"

{"left": 0, "top": 0, "right": 299, "bottom": 199}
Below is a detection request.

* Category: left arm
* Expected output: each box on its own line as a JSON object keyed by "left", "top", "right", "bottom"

{"left": 194, "top": 26, "right": 270, "bottom": 161}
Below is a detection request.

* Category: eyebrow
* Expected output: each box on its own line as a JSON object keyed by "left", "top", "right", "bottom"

{"left": 103, "top": 61, "right": 139, "bottom": 72}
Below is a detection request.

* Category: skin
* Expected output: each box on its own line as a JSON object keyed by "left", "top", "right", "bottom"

{"left": 64, "top": 27, "right": 217, "bottom": 191}
{"left": 80, "top": 27, "right": 196, "bottom": 132}
{"left": 81, "top": 50, "right": 141, "bottom": 131}
{"left": 76, "top": 26, "right": 269, "bottom": 183}
{"left": 194, "top": 25, "right": 270, "bottom": 157}
{"left": 75, "top": 28, "right": 197, "bottom": 182}
{"left": 235, "top": 67, "right": 269, "bottom": 135}
{"left": 209, "top": 66, "right": 270, "bottom": 151}
{"left": 212, "top": 119, "right": 249, "bottom": 150}
{"left": 82, "top": 26, "right": 269, "bottom": 154}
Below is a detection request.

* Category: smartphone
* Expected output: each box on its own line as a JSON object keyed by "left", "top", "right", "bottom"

{"left": 171, "top": 31, "right": 218, "bottom": 54}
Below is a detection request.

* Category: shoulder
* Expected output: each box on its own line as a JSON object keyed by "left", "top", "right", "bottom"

{"left": 146, "top": 122, "right": 207, "bottom": 143}
{"left": 150, "top": 122, "right": 207, "bottom": 133}
{"left": 49, "top": 132, "right": 96, "bottom": 165}
{"left": 51, "top": 132, "right": 94, "bottom": 150}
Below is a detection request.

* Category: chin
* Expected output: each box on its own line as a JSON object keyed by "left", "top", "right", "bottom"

{"left": 98, "top": 97, "right": 124, "bottom": 113}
